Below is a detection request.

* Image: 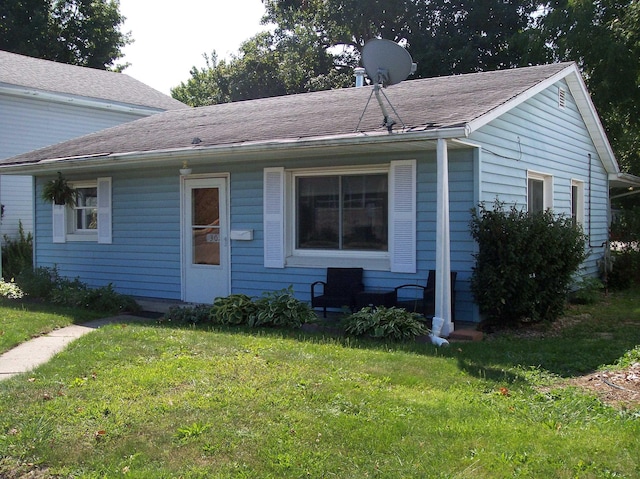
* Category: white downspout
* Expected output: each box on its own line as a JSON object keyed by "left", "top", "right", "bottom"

{"left": 431, "top": 138, "right": 453, "bottom": 346}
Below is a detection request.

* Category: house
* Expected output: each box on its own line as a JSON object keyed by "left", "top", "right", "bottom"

{"left": 1, "top": 61, "right": 636, "bottom": 335}
{"left": 0, "top": 50, "right": 187, "bottom": 242}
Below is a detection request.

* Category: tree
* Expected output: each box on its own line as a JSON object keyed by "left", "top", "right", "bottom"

{"left": 0, "top": 0, "right": 130, "bottom": 69}
{"left": 171, "top": 30, "right": 351, "bottom": 106}
{"left": 539, "top": 0, "right": 640, "bottom": 175}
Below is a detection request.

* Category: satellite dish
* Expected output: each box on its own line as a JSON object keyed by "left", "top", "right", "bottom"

{"left": 362, "top": 39, "right": 415, "bottom": 87}
{"left": 357, "top": 39, "right": 417, "bottom": 132}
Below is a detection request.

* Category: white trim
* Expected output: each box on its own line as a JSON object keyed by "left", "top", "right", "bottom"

{"left": 571, "top": 179, "right": 585, "bottom": 225}
{"left": 0, "top": 84, "right": 162, "bottom": 116}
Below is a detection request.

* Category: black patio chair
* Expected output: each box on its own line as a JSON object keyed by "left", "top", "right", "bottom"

{"left": 311, "top": 267, "right": 364, "bottom": 317}
{"left": 394, "top": 269, "right": 457, "bottom": 321}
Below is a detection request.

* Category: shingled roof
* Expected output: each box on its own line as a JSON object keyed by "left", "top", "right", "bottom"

{"left": 0, "top": 62, "right": 583, "bottom": 168}
{"left": 0, "top": 50, "right": 187, "bottom": 111}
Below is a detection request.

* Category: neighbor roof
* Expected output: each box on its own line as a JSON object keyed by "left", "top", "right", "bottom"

{"left": 0, "top": 62, "right": 616, "bottom": 174}
{"left": 0, "top": 50, "right": 187, "bottom": 111}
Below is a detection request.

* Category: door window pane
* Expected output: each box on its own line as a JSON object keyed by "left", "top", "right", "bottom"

{"left": 192, "top": 188, "right": 220, "bottom": 265}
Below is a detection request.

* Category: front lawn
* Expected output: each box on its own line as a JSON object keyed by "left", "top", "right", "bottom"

{"left": 0, "top": 299, "right": 105, "bottom": 354}
{"left": 0, "top": 289, "right": 639, "bottom": 477}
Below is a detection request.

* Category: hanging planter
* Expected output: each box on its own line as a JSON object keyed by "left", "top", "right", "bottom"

{"left": 41, "top": 172, "right": 77, "bottom": 207}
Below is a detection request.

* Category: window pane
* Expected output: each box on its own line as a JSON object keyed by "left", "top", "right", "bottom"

{"left": 571, "top": 184, "right": 579, "bottom": 225}
{"left": 192, "top": 187, "right": 220, "bottom": 265}
{"left": 76, "top": 209, "right": 97, "bottom": 230}
{"left": 297, "top": 176, "right": 339, "bottom": 249}
{"left": 528, "top": 178, "right": 544, "bottom": 213}
{"left": 342, "top": 174, "right": 388, "bottom": 250}
{"left": 77, "top": 187, "right": 97, "bottom": 207}
{"left": 193, "top": 227, "right": 220, "bottom": 265}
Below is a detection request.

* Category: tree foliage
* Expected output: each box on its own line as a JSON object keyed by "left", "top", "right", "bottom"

{"left": 0, "top": 0, "right": 130, "bottom": 69}
{"left": 538, "top": 0, "right": 640, "bottom": 175}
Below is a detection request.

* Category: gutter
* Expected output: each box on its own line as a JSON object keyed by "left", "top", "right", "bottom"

{"left": 0, "top": 126, "right": 470, "bottom": 175}
{"left": 0, "top": 84, "right": 165, "bottom": 117}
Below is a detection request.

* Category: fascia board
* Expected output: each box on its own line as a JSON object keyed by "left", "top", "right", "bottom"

{"left": 0, "top": 83, "right": 163, "bottom": 116}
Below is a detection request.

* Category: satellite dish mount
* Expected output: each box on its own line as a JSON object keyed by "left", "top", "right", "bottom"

{"left": 357, "top": 39, "right": 416, "bottom": 133}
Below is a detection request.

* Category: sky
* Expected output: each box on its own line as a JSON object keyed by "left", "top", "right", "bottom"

{"left": 118, "top": 0, "right": 268, "bottom": 95}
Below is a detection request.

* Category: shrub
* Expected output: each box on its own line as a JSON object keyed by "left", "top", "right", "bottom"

{"left": 608, "top": 207, "right": 640, "bottom": 289}
{"left": 344, "top": 306, "right": 429, "bottom": 340}
{"left": 1, "top": 222, "right": 33, "bottom": 280}
{"left": 569, "top": 276, "right": 604, "bottom": 305}
{"left": 16, "top": 266, "right": 60, "bottom": 299}
{"left": 211, "top": 294, "right": 257, "bottom": 325}
{"left": 249, "top": 287, "right": 316, "bottom": 328}
{"left": 470, "top": 201, "right": 588, "bottom": 327}
{"left": 15, "top": 266, "right": 138, "bottom": 314}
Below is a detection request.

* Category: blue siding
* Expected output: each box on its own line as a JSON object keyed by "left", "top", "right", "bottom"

{"left": 35, "top": 168, "right": 182, "bottom": 299}
{"left": 471, "top": 79, "right": 609, "bottom": 277}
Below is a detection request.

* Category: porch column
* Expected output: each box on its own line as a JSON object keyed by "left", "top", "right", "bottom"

{"left": 434, "top": 138, "right": 453, "bottom": 338}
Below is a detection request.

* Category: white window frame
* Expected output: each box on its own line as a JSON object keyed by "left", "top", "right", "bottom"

{"left": 571, "top": 179, "right": 585, "bottom": 226}
{"left": 527, "top": 170, "right": 553, "bottom": 213}
{"left": 264, "top": 161, "right": 416, "bottom": 272}
{"left": 52, "top": 177, "right": 111, "bottom": 244}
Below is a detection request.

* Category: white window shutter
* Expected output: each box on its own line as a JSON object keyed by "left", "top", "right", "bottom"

{"left": 263, "top": 167, "right": 285, "bottom": 268}
{"left": 389, "top": 159, "right": 416, "bottom": 273}
{"left": 97, "top": 177, "right": 112, "bottom": 244}
{"left": 52, "top": 204, "right": 66, "bottom": 243}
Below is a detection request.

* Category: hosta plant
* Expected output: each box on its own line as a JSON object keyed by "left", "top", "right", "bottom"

{"left": 344, "top": 306, "right": 429, "bottom": 340}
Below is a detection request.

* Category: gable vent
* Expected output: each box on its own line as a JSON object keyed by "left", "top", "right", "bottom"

{"left": 558, "top": 87, "right": 566, "bottom": 109}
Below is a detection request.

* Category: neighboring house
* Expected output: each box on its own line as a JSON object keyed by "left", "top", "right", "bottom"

{"left": 0, "top": 50, "right": 187, "bottom": 242}
{"left": 1, "top": 61, "right": 637, "bottom": 332}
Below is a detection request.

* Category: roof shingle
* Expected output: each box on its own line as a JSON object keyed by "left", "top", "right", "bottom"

{"left": 0, "top": 62, "right": 573, "bottom": 166}
{"left": 0, "top": 50, "right": 187, "bottom": 111}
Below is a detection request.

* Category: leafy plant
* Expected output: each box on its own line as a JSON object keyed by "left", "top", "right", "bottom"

{"left": 249, "top": 286, "right": 316, "bottom": 328}
{"left": 344, "top": 306, "right": 429, "bottom": 340}
{"left": 470, "top": 201, "right": 588, "bottom": 327}
{"left": 15, "top": 266, "right": 138, "bottom": 314}
{"left": 608, "top": 206, "right": 640, "bottom": 289}
{"left": 1, "top": 221, "right": 33, "bottom": 280}
{"left": 41, "top": 171, "right": 77, "bottom": 206}
{"left": 211, "top": 294, "right": 257, "bottom": 325}
{"left": 569, "top": 276, "right": 604, "bottom": 305}
{"left": 0, "top": 278, "right": 24, "bottom": 299}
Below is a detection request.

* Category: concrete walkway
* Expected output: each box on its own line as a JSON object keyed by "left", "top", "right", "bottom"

{"left": 0, "top": 316, "right": 133, "bottom": 381}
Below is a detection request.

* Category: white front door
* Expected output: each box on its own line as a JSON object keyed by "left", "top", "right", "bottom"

{"left": 182, "top": 177, "right": 229, "bottom": 303}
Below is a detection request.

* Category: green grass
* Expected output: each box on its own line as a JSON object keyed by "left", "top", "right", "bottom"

{"left": 0, "top": 289, "right": 639, "bottom": 478}
{"left": 0, "top": 299, "right": 105, "bottom": 354}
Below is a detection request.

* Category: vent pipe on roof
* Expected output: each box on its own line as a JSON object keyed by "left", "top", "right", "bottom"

{"left": 354, "top": 67, "right": 366, "bottom": 87}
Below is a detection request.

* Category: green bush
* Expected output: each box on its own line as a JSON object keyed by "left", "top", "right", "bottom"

{"left": 211, "top": 294, "right": 257, "bottom": 325}
{"left": 1, "top": 222, "right": 33, "bottom": 280}
{"left": 608, "top": 207, "right": 640, "bottom": 289}
{"left": 16, "top": 266, "right": 60, "bottom": 299}
{"left": 249, "top": 287, "right": 316, "bottom": 328}
{"left": 470, "top": 201, "right": 588, "bottom": 327}
{"left": 344, "top": 306, "right": 429, "bottom": 340}
{"left": 15, "top": 266, "right": 138, "bottom": 314}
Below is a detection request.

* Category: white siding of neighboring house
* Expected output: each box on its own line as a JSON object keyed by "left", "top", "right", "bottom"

{"left": 0, "top": 92, "right": 157, "bottom": 242}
